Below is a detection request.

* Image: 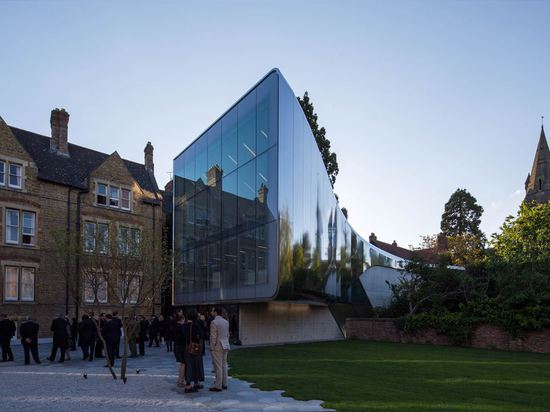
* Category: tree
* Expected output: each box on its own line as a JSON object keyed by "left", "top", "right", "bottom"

{"left": 298, "top": 92, "right": 339, "bottom": 186}
{"left": 492, "top": 201, "right": 550, "bottom": 266}
{"left": 441, "top": 188, "right": 484, "bottom": 237}
{"left": 48, "top": 223, "right": 169, "bottom": 382}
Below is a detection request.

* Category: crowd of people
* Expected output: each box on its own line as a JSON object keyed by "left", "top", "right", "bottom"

{"left": 0, "top": 307, "right": 231, "bottom": 393}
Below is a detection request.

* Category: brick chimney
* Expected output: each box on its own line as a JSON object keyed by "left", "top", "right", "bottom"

{"left": 50, "top": 108, "right": 70, "bottom": 156}
{"left": 258, "top": 183, "right": 269, "bottom": 203}
{"left": 144, "top": 141, "right": 154, "bottom": 172}
{"left": 369, "top": 232, "right": 377, "bottom": 243}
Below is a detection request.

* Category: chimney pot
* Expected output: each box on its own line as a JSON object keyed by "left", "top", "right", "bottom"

{"left": 369, "top": 232, "right": 377, "bottom": 243}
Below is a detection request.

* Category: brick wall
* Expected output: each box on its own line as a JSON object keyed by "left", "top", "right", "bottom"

{"left": 346, "top": 318, "right": 550, "bottom": 353}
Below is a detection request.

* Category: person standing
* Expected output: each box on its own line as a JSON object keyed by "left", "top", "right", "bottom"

{"left": 148, "top": 315, "right": 160, "bottom": 347}
{"left": 209, "top": 307, "right": 230, "bottom": 392}
{"left": 48, "top": 314, "right": 68, "bottom": 362}
{"left": 0, "top": 314, "right": 16, "bottom": 362}
{"left": 183, "top": 310, "right": 202, "bottom": 393}
{"left": 127, "top": 315, "right": 139, "bottom": 358}
{"left": 78, "top": 314, "right": 96, "bottom": 361}
{"left": 19, "top": 317, "right": 40, "bottom": 365}
{"left": 173, "top": 313, "right": 187, "bottom": 388}
{"left": 112, "top": 312, "right": 122, "bottom": 359}
{"left": 138, "top": 315, "right": 148, "bottom": 356}
{"left": 101, "top": 314, "right": 119, "bottom": 367}
{"left": 164, "top": 315, "right": 174, "bottom": 352}
{"left": 94, "top": 313, "right": 106, "bottom": 358}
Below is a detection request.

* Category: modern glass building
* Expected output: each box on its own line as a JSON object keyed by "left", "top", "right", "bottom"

{"left": 173, "top": 69, "right": 404, "bottom": 343}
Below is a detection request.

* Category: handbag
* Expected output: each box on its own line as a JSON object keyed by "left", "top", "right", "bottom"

{"left": 187, "top": 323, "right": 202, "bottom": 356}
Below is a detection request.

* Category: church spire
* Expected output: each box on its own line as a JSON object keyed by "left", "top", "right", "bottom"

{"left": 524, "top": 121, "right": 550, "bottom": 204}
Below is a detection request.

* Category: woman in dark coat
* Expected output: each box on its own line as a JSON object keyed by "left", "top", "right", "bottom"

{"left": 173, "top": 313, "right": 187, "bottom": 388}
{"left": 183, "top": 310, "right": 203, "bottom": 392}
{"left": 78, "top": 314, "right": 96, "bottom": 361}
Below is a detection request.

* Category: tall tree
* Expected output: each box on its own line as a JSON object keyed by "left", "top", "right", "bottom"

{"left": 441, "top": 188, "right": 484, "bottom": 236}
{"left": 298, "top": 92, "right": 339, "bottom": 186}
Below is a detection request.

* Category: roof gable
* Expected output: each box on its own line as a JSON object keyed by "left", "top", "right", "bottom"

{"left": 8, "top": 126, "right": 159, "bottom": 194}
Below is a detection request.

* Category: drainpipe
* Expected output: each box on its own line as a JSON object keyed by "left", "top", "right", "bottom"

{"left": 65, "top": 188, "right": 73, "bottom": 316}
{"left": 75, "top": 190, "right": 86, "bottom": 322}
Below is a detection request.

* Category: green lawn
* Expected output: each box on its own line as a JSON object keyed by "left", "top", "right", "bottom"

{"left": 228, "top": 340, "right": 550, "bottom": 412}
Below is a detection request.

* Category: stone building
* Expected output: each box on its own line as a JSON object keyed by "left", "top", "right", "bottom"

{"left": 525, "top": 125, "right": 550, "bottom": 204}
{"left": 0, "top": 109, "right": 163, "bottom": 336}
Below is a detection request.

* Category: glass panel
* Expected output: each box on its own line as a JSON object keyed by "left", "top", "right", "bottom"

{"left": 110, "top": 186, "right": 120, "bottom": 207}
{"left": 222, "top": 171, "right": 238, "bottom": 236}
{"left": 238, "top": 159, "right": 255, "bottom": 230}
{"left": 21, "top": 267, "right": 35, "bottom": 301}
{"left": 130, "top": 228, "right": 141, "bottom": 256}
{"left": 9, "top": 163, "right": 21, "bottom": 187}
{"left": 206, "top": 241, "right": 222, "bottom": 301}
{"left": 208, "top": 183, "right": 222, "bottom": 240}
{"left": 238, "top": 90, "right": 257, "bottom": 165}
{"left": 256, "top": 146, "right": 278, "bottom": 224}
{"left": 222, "top": 236, "right": 237, "bottom": 300}
{"left": 121, "top": 189, "right": 131, "bottom": 210}
{"left": 256, "top": 72, "right": 278, "bottom": 154}
{"left": 238, "top": 229, "right": 256, "bottom": 287}
{"left": 195, "top": 136, "right": 208, "bottom": 191}
{"left": 22, "top": 211, "right": 35, "bottom": 245}
{"left": 183, "top": 197, "right": 195, "bottom": 251}
{"left": 97, "top": 223, "right": 109, "bottom": 254}
{"left": 207, "top": 122, "right": 222, "bottom": 181}
{"left": 97, "top": 183, "right": 107, "bottom": 205}
{"left": 118, "top": 226, "right": 129, "bottom": 255}
{"left": 84, "top": 222, "right": 96, "bottom": 252}
{"left": 183, "top": 145, "right": 196, "bottom": 197}
{"left": 6, "top": 209, "right": 19, "bottom": 244}
{"left": 98, "top": 276, "right": 108, "bottom": 303}
{"left": 195, "top": 189, "right": 208, "bottom": 245}
{"left": 221, "top": 107, "right": 238, "bottom": 176}
{"left": 4, "top": 266, "right": 19, "bottom": 301}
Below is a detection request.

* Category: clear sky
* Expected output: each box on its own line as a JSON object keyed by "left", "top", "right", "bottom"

{"left": 1, "top": 0, "right": 549, "bottom": 248}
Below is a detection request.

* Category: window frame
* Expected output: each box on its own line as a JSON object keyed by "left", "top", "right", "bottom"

{"left": 96, "top": 182, "right": 132, "bottom": 211}
{"left": 3, "top": 265, "right": 35, "bottom": 303}
{"left": 21, "top": 211, "right": 36, "bottom": 246}
{"left": 83, "top": 274, "right": 108, "bottom": 304}
{"left": 4, "top": 209, "right": 37, "bottom": 247}
{"left": 5, "top": 209, "right": 20, "bottom": 244}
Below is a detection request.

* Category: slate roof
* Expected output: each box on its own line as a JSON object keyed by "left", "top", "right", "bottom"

{"left": 9, "top": 126, "right": 159, "bottom": 195}
{"left": 371, "top": 238, "right": 440, "bottom": 264}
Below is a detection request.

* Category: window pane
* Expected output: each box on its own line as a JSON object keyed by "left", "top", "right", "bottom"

{"left": 21, "top": 268, "right": 35, "bottom": 301}
{"left": 4, "top": 266, "right": 19, "bottom": 301}
{"left": 84, "top": 222, "right": 96, "bottom": 252}
{"left": 0, "top": 160, "right": 5, "bottom": 185}
{"left": 130, "top": 228, "right": 141, "bottom": 256}
{"left": 221, "top": 107, "right": 238, "bottom": 176}
{"left": 208, "top": 184, "right": 222, "bottom": 239}
{"left": 256, "top": 72, "right": 278, "bottom": 154}
{"left": 238, "top": 159, "right": 256, "bottom": 230}
{"left": 97, "top": 183, "right": 107, "bottom": 205}
{"left": 222, "top": 236, "right": 237, "bottom": 299}
{"left": 222, "top": 171, "right": 238, "bottom": 236}
{"left": 110, "top": 186, "right": 120, "bottom": 207}
{"left": 97, "top": 223, "right": 109, "bottom": 254}
{"left": 9, "top": 163, "right": 22, "bottom": 187}
{"left": 118, "top": 226, "right": 129, "bottom": 254}
{"left": 121, "top": 189, "right": 131, "bottom": 209}
{"left": 6, "top": 209, "right": 20, "bottom": 243}
{"left": 98, "top": 276, "right": 108, "bottom": 303}
{"left": 195, "top": 137, "right": 208, "bottom": 190}
{"left": 238, "top": 90, "right": 257, "bottom": 165}
{"left": 22, "top": 211, "right": 36, "bottom": 245}
{"left": 183, "top": 145, "right": 196, "bottom": 197}
{"left": 195, "top": 189, "right": 208, "bottom": 245}
{"left": 238, "top": 229, "right": 256, "bottom": 286}
{"left": 207, "top": 122, "right": 222, "bottom": 179}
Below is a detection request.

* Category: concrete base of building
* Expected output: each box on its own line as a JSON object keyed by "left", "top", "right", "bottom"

{"left": 238, "top": 301, "right": 344, "bottom": 346}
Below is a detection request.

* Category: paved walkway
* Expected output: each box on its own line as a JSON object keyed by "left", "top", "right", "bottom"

{"left": 0, "top": 343, "right": 328, "bottom": 412}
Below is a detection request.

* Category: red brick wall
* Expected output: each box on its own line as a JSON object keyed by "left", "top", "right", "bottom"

{"left": 345, "top": 318, "right": 550, "bottom": 353}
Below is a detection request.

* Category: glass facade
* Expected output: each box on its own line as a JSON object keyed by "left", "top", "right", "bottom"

{"left": 173, "top": 69, "right": 404, "bottom": 306}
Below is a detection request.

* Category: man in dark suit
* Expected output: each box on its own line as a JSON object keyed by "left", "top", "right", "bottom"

{"left": 19, "top": 317, "right": 40, "bottom": 365}
{"left": 48, "top": 314, "right": 68, "bottom": 362}
{"left": 94, "top": 313, "right": 106, "bottom": 358}
{"left": 138, "top": 315, "right": 148, "bottom": 356}
{"left": 78, "top": 314, "right": 96, "bottom": 361}
{"left": 101, "top": 314, "right": 119, "bottom": 367}
{"left": 0, "top": 314, "right": 16, "bottom": 362}
{"left": 112, "top": 312, "right": 122, "bottom": 359}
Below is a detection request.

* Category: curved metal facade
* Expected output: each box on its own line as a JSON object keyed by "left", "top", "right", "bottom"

{"left": 173, "top": 69, "right": 404, "bottom": 306}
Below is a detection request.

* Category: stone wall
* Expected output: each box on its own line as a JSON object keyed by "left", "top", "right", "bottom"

{"left": 239, "top": 301, "right": 343, "bottom": 346}
{"left": 345, "top": 318, "right": 550, "bottom": 353}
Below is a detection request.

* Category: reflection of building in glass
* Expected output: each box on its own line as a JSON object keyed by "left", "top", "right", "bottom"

{"left": 173, "top": 69, "right": 406, "bottom": 344}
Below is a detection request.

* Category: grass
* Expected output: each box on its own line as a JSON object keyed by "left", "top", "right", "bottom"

{"left": 228, "top": 340, "right": 550, "bottom": 412}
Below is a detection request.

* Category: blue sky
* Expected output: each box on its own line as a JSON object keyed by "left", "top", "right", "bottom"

{"left": 1, "top": 0, "right": 549, "bottom": 247}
